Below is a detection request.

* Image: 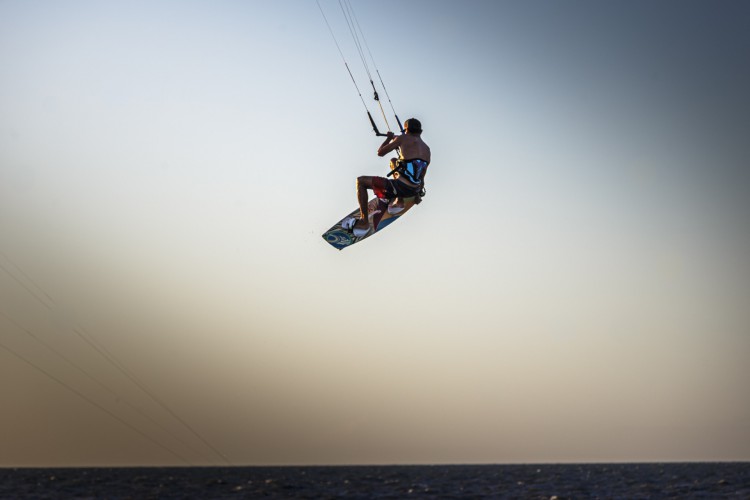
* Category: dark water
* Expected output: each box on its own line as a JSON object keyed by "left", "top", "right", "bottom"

{"left": 1, "top": 463, "right": 748, "bottom": 499}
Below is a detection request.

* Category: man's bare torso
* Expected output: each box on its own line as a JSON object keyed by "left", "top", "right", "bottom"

{"left": 382, "top": 133, "right": 431, "bottom": 187}
{"left": 398, "top": 134, "right": 431, "bottom": 163}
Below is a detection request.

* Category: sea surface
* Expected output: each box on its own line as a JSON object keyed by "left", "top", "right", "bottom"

{"left": 1, "top": 463, "right": 748, "bottom": 499}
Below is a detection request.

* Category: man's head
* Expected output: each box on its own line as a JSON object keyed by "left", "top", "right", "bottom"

{"left": 404, "top": 118, "right": 422, "bottom": 135}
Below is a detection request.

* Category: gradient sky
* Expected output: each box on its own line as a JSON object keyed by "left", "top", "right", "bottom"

{"left": 1, "top": 0, "right": 749, "bottom": 466}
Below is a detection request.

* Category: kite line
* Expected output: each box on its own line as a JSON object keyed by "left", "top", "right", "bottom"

{"left": 316, "top": 0, "right": 404, "bottom": 136}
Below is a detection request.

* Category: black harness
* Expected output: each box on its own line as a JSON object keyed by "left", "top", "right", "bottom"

{"left": 388, "top": 158, "right": 429, "bottom": 202}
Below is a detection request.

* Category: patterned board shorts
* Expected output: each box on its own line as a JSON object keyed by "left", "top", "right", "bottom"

{"left": 371, "top": 176, "right": 419, "bottom": 200}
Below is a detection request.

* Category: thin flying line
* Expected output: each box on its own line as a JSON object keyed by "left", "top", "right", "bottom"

{"left": 339, "top": 0, "right": 371, "bottom": 81}
{"left": 0, "top": 251, "right": 231, "bottom": 464}
{"left": 76, "top": 326, "right": 232, "bottom": 465}
{"left": 0, "top": 337, "right": 191, "bottom": 464}
{"left": 0, "top": 251, "right": 56, "bottom": 306}
{"left": 316, "top": 0, "right": 369, "bottom": 110}
{"left": 0, "top": 259, "right": 52, "bottom": 311}
{"left": 341, "top": 0, "right": 391, "bottom": 130}
{"left": 0, "top": 310, "right": 212, "bottom": 465}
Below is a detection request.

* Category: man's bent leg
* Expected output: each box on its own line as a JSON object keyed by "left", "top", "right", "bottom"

{"left": 355, "top": 176, "right": 374, "bottom": 229}
{"left": 388, "top": 158, "right": 403, "bottom": 210}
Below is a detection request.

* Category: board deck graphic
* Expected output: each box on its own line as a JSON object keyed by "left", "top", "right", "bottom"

{"left": 322, "top": 196, "right": 417, "bottom": 250}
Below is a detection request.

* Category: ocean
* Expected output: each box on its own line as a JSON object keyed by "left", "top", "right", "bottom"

{"left": 1, "top": 463, "right": 748, "bottom": 499}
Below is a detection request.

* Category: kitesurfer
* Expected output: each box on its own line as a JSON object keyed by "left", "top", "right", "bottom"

{"left": 354, "top": 118, "right": 431, "bottom": 231}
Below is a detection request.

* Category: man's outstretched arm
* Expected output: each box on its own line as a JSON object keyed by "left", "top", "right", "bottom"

{"left": 377, "top": 132, "right": 401, "bottom": 157}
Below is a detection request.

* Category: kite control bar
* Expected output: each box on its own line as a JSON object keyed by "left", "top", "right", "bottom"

{"left": 368, "top": 90, "right": 404, "bottom": 137}
{"left": 368, "top": 111, "right": 388, "bottom": 137}
{"left": 370, "top": 109, "right": 404, "bottom": 172}
{"left": 368, "top": 111, "right": 404, "bottom": 137}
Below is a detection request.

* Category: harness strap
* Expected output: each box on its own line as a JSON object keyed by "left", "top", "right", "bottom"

{"left": 395, "top": 158, "right": 428, "bottom": 203}
{"left": 396, "top": 158, "right": 429, "bottom": 185}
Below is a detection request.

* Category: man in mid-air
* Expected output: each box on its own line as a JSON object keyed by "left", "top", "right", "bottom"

{"left": 353, "top": 118, "right": 431, "bottom": 231}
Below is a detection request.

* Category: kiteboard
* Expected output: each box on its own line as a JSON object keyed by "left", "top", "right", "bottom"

{"left": 322, "top": 196, "right": 418, "bottom": 250}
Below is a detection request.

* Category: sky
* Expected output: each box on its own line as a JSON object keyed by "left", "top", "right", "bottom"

{"left": 1, "top": 0, "right": 749, "bottom": 467}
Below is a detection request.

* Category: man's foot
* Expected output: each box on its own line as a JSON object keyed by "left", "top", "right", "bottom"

{"left": 388, "top": 198, "right": 405, "bottom": 214}
{"left": 352, "top": 217, "right": 371, "bottom": 237}
{"left": 353, "top": 218, "right": 370, "bottom": 230}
